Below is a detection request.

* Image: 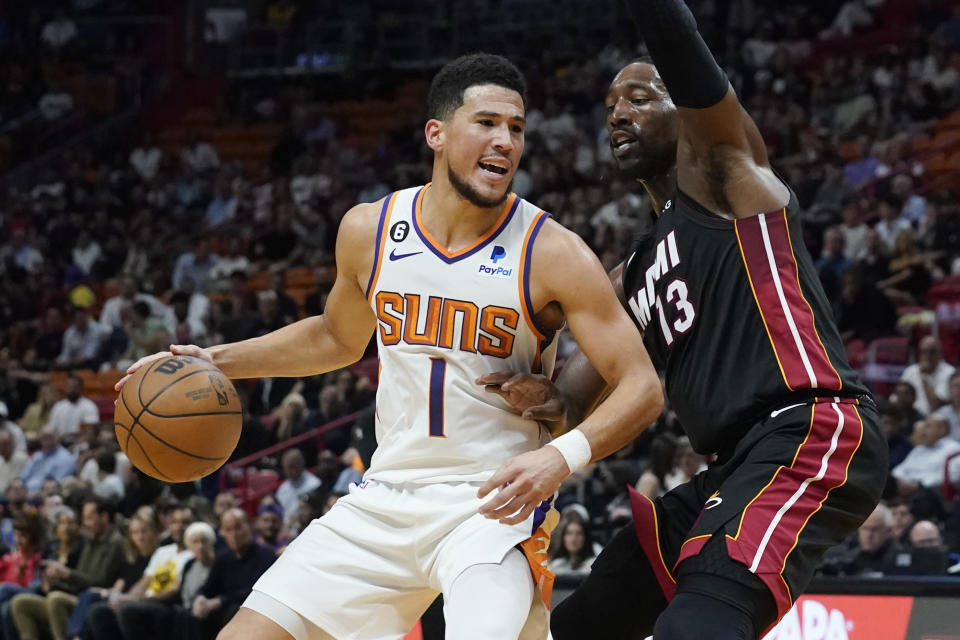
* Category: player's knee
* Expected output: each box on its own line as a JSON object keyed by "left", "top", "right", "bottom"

{"left": 653, "top": 593, "right": 756, "bottom": 640}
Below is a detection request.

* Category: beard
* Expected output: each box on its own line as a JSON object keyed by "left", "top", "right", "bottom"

{"left": 613, "top": 144, "right": 677, "bottom": 182}
{"left": 448, "top": 164, "right": 512, "bottom": 209}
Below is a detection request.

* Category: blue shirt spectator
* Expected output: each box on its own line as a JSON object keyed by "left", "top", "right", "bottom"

{"left": 20, "top": 428, "right": 77, "bottom": 495}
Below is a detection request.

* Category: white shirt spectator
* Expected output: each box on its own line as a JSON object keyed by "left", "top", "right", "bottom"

{"left": 129, "top": 145, "right": 163, "bottom": 181}
{"left": 901, "top": 361, "right": 956, "bottom": 416}
{"left": 874, "top": 217, "right": 912, "bottom": 252}
{"left": 47, "top": 396, "right": 99, "bottom": 439}
{"left": 72, "top": 239, "right": 102, "bottom": 275}
{"left": 839, "top": 223, "right": 869, "bottom": 261}
{"left": 180, "top": 142, "right": 220, "bottom": 173}
{"left": 38, "top": 91, "right": 74, "bottom": 121}
{"left": 143, "top": 543, "right": 194, "bottom": 597}
{"left": 40, "top": 17, "right": 78, "bottom": 49}
{"left": 935, "top": 404, "right": 960, "bottom": 443}
{"left": 56, "top": 319, "right": 107, "bottom": 366}
{"left": 892, "top": 437, "right": 960, "bottom": 488}
{"left": 100, "top": 292, "right": 173, "bottom": 330}
{"left": 0, "top": 449, "right": 29, "bottom": 493}
{"left": 276, "top": 471, "right": 321, "bottom": 525}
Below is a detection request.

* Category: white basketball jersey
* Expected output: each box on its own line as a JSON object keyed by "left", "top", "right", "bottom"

{"left": 364, "top": 184, "right": 559, "bottom": 484}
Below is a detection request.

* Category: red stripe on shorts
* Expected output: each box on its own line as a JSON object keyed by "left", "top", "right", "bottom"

{"left": 628, "top": 486, "right": 677, "bottom": 601}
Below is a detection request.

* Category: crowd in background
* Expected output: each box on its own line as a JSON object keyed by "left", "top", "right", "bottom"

{"left": 0, "top": 2, "right": 958, "bottom": 634}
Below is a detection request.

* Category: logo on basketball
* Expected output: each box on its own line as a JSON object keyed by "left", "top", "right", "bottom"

{"left": 209, "top": 374, "right": 230, "bottom": 406}
{"left": 155, "top": 356, "right": 195, "bottom": 375}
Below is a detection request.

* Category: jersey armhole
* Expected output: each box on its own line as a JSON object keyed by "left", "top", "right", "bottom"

{"left": 364, "top": 192, "right": 397, "bottom": 301}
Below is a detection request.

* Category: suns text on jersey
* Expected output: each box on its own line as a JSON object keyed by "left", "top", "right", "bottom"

{"left": 375, "top": 291, "right": 518, "bottom": 357}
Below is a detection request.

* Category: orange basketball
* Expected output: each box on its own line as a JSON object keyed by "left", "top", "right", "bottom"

{"left": 114, "top": 355, "right": 242, "bottom": 483}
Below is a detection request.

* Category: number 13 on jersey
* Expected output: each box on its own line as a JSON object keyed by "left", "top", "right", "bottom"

{"left": 428, "top": 357, "right": 446, "bottom": 437}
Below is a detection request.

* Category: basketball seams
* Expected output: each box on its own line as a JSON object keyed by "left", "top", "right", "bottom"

{"left": 140, "top": 409, "right": 242, "bottom": 419}
{"left": 116, "top": 391, "right": 173, "bottom": 481}
{"left": 122, "top": 362, "right": 229, "bottom": 462}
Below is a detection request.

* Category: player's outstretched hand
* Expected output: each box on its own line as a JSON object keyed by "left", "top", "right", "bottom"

{"left": 477, "top": 446, "right": 569, "bottom": 525}
{"left": 113, "top": 344, "right": 213, "bottom": 391}
{"left": 475, "top": 371, "right": 568, "bottom": 435}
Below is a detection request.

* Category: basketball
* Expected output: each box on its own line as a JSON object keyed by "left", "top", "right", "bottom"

{"left": 114, "top": 355, "right": 243, "bottom": 483}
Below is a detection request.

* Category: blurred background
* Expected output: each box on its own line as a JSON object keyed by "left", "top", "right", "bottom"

{"left": 0, "top": 0, "right": 959, "bottom": 638}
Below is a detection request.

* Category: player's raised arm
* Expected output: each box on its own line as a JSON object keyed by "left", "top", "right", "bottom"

{"left": 628, "top": 0, "right": 789, "bottom": 217}
{"left": 478, "top": 222, "right": 662, "bottom": 524}
{"left": 115, "top": 201, "right": 381, "bottom": 390}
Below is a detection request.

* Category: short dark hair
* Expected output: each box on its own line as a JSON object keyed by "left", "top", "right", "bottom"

{"left": 85, "top": 496, "right": 117, "bottom": 521}
{"left": 427, "top": 53, "right": 527, "bottom": 121}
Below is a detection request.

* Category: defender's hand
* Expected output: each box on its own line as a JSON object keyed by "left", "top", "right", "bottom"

{"left": 114, "top": 344, "right": 213, "bottom": 391}
{"left": 476, "top": 371, "right": 568, "bottom": 434}
{"left": 477, "top": 446, "right": 569, "bottom": 525}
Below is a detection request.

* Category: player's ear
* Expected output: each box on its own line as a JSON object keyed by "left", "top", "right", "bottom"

{"left": 425, "top": 119, "right": 444, "bottom": 153}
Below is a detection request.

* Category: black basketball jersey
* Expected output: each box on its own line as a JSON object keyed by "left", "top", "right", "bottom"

{"left": 622, "top": 186, "right": 871, "bottom": 454}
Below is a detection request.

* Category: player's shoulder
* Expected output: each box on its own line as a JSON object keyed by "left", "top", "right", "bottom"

{"left": 337, "top": 197, "right": 390, "bottom": 250}
{"left": 532, "top": 217, "right": 596, "bottom": 263}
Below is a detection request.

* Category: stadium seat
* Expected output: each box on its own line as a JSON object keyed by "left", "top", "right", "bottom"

{"left": 862, "top": 336, "right": 911, "bottom": 396}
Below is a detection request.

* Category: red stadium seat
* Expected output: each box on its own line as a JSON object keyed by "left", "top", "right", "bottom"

{"left": 862, "top": 336, "right": 911, "bottom": 396}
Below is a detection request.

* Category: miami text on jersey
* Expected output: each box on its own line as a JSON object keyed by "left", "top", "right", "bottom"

{"left": 375, "top": 291, "right": 519, "bottom": 357}
{"left": 626, "top": 230, "right": 696, "bottom": 345}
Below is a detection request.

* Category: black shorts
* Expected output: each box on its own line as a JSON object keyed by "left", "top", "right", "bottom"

{"left": 553, "top": 398, "right": 887, "bottom": 638}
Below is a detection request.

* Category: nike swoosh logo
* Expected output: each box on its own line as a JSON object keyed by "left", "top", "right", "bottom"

{"left": 770, "top": 403, "right": 806, "bottom": 419}
{"left": 389, "top": 249, "right": 422, "bottom": 261}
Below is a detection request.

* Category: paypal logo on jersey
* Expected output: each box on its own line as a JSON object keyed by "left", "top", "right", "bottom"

{"left": 479, "top": 246, "right": 512, "bottom": 277}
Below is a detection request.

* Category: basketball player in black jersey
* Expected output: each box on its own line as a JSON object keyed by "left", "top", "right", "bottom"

{"left": 477, "top": 1, "right": 888, "bottom": 638}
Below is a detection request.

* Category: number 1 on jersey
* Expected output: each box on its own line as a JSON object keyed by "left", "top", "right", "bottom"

{"left": 428, "top": 357, "right": 446, "bottom": 437}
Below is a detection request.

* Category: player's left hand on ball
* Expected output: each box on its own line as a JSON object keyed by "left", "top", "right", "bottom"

{"left": 477, "top": 446, "right": 569, "bottom": 525}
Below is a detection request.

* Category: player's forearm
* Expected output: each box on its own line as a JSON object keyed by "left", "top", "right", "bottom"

{"left": 209, "top": 315, "right": 364, "bottom": 379}
{"left": 575, "top": 366, "right": 663, "bottom": 462}
{"left": 553, "top": 348, "right": 609, "bottom": 429}
{"left": 627, "top": 0, "right": 728, "bottom": 109}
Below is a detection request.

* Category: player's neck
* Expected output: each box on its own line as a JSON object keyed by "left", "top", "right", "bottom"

{"left": 637, "top": 167, "right": 677, "bottom": 216}
{"left": 420, "top": 181, "right": 508, "bottom": 251}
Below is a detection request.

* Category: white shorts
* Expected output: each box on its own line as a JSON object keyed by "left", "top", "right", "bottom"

{"left": 247, "top": 480, "right": 551, "bottom": 640}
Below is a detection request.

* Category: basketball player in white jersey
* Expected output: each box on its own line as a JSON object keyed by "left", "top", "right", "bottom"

{"left": 116, "top": 53, "right": 662, "bottom": 640}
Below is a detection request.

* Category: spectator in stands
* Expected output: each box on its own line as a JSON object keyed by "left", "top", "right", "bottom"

{"left": 891, "top": 174, "right": 927, "bottom": 228}
{"left": 0, "top": 402, "right": 26, "bottom": 452}
{"left": 252, "top": 504, "right": 288, "bottom": 552}
{"left": 303, "top": 263, "right": 335, "bottom": 317}
{"left": 21, "top": 308, "right": 65, "bottom": 371}
{"left": 17, "top": 383, "right": 59, "bottom": 442}
{"left": 547, "top": 511, "right": 596, "bottom": 576}
{"left": 108, "top": 520, "right": 214, "bottom": 640}
{"left": 180, "top": 133, "right": 220, "bottom": 174}
{"left": 121, "top": 301, "right": 168, "bottom": 364}
{"left": 190, "top": 508, "right": 274, "bottom": 638}
{"left": 888, "top": 497, "right": 916, "bottom": 543}
{"left": 890, "top": 381, "right": 926, "bottom": 425}
{"left": 38, "top": 80, "right": 74, "bottom": 122}
{"left": 0, "top": 510, "right": 45, "bottom": 587}
{"left": 905, "top": 520, "right": 953, "bottom": 575}
{"left": 47, "top": 376, "right": 99, "bottom": 441}
{"left": 881, "top": 407, "right": 914, "bottom": 469}
{"left": 634, "top": 433, "right": 678, "bottom": 499}
{"left": 99, "top": 276, "right": 172, "bottom": 332}
{"left": 275, "top": 449, "right": 320, "bottom": 528}
{"left": 205, "top": 180, "right": 237, "bottom": 228}
{"left": 838, "top": 202, "right": 869, "bottom": 261}
{"left": 91, "top": 451, "right": 124, "bottom": 502}
{"left": 71, "top": 512, "right": 160, "bottom": 640}
{"left": 856, "top": 228, "right": 890, "bottom": 285}
{"left": 47, "top": 506, "right": 82, "bottom": 563}
{"left": 172, "top": 239, "right": 220, "bottom": 293}
{"left": 10, "top": 497, "right": 126, "bottom": 640}
{"left": 833, "top": 265, "right": 898, "bottom": 343}
{"left": 55, "top": 308, "right": 106, "bottom": 371}
{"left": 212, "top": 493, "right": 238, "bottom": 522}
{"left": 815, "top": 227, "right": 853, "bottom": 296}
{"left": 0, "top": 510, "right": 49, "bottom": 640}
{"left": 935, "top": 372, "right": 960, "bottom": 441}
{"left": 39, "top": 9, "right": 78, "bottom": 51}
{"left": 879, "top": 229, "right": 936, "bottom": 306}
{"left": 1, "top": 229, "right": 43, "bottom": 275}
{"left": 891, "top": 415, "right": 960, "bottom": 497}
{"left": 901, "top": 336, "right": 956, "bottom": 416}
{"left": 207, "top": 237, "right": 250, "bottom": 292}
{"left": 874, "top": 197, "right": 913, "bottom": 252}
{"left": 267, "top": 268, "right": 299, "bottom": 325}
{"left": 129, "top": 134, "right": 163, "bottom": 182}
{"left": 0, "top": 431, "right": 28, "bottom": 494}
{"left": 273, "top": 392, "right": 309, "bottom": 443}
{"left": 823, "top": 503, "right": 903, "bottom": 577}
{"left": 20, "top": 427, "right": 76, "bottom": 495}
{"left": 71, "top": 231, "right": 102, "bottom": 277}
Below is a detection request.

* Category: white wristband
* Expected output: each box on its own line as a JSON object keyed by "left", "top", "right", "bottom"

{"left": 546, "top": 429, "right": 592, "bottom": 474}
